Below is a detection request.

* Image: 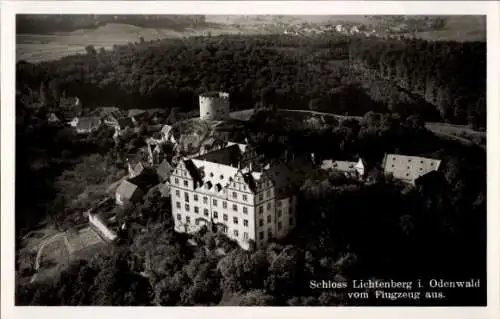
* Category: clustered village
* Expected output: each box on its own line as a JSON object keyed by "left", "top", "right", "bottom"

{"left": 45, "top": 91, "right": 442, "bottom": 251}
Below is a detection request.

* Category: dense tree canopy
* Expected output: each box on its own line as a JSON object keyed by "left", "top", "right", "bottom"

{"left": 17, "top": 34, "right": 485, "bottom": 129}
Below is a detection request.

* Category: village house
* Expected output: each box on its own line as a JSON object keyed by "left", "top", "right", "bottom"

{"left": 161, "top": 124, "right": 173, "bottom": 143}
{"left": 113, "top": 117, "right": 135, "bottom": 136}
{"left": 128, "top": 109, "right": 148, "bottom": 125}
{"left": 75, "top": 117, "right": 102, "bottom": 134}
{"left": 88, "top": 211, "right": 118, "bottom": 242}
{"left": 47, "top": 112, "right": 63, "bottom": 124}
{"left": 115, "top": 179, "right": 144, "bottom": 206}
{"left": 321, "top": 158, "right": 367, "bottom": 179}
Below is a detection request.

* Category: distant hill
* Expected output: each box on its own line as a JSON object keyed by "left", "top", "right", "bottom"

{"left": 16, "top": 14, "right": 207, "bottom": 34}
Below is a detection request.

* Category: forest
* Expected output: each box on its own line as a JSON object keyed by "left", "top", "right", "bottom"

{"left": 16, "top": 34, "right": 485, "bottom": 129}
{"left": 15, "top": 33, "right": 486, "bottom": 306}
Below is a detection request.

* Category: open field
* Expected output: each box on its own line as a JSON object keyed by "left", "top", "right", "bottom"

{"left": 17, "top": 23, "right": 243, "bottom": 63}
{"left": 17, "top": 15, "right": 485, "bottom": 63}
{"left": 23, "top": 225, "right": 106, "bottom": 284}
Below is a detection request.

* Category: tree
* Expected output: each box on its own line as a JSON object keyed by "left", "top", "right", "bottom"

{"left": 85, "top": 45, "right": 97, "bottom": 55}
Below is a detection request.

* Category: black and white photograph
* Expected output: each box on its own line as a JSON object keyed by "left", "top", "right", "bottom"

{"left": 2, "top": 1, "right": 499, "bottom": 317}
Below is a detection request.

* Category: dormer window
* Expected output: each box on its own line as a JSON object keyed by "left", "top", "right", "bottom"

{"left": 220, "top": 175, "right": 224, "bottom": 179}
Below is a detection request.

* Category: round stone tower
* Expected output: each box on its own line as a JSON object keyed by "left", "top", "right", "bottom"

{"left": 199, "top": 91, "right": 230, "bottom": 120}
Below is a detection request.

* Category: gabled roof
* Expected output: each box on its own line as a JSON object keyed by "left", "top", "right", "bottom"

{"left": 128, "top": 169, "right": 159, "bottom": 191}
{"left": 128, "top": 109, "right": 147, "bottom": 118}
{"left": 133, "top": 162, "right": 145, "bottom": 176}
{"left": 47, "top": 112, "right": 63, "bottom": 122}
{"left": 161, "top": 124, "right": 173, "bottom": 137}
{"left": 116, "top": 180, "right": 139, "bottom": 200}
{"left": 383, "top": 154, "right": 441, "bottom": 182}
{"left": 156, "top": 160, "right": 173, "bottom": 181}
{"left": 321, "top": 160, "right": 357, "bottom": 171}
{"left": 76, "top": 117, "right": 101, "bottom": 131}
{"left": 117, "top": 117, "right": 134, "bottom": 129}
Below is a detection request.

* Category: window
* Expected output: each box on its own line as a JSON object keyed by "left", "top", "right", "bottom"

{"left": 244, "top": 219, "right": 248, "bottom": 227}
{"left": 268, "top": 228, "right": 272, "bottom": 236}
{"left": 223, "top": 214, "right": 228, "bottom": 221}
{"left": 266, "top": 190, "right": 270, "bottom": 198}
{"left": 243, "top": 207, "right": 248, "bottom": 214}
{"left": 194, "top": 194, "right": 198, "bottom": 201}
{"left": 267, "top": 202, "right": 271, "bottom": 210}
{"left": 233, "top": 217, "right": 238, "bottom": 224}
{"left": 234, "top": 230, "right": 239, "bottom": 237}
{"left": 430, "top": 162, "right": 434, "bottom": 166}
{"left": 244, "top": 232, "right": 249, "bottom": 240}
{"left": 243, "top": 185, "right": 246, "bottom": 191}
{"left": 184, "top": 180, "right": 188, "bottom": 187}
{"left": 243, "top": 194, "right": 248, "bottom": 201}
{"left": 276, "top": 200, "right": 281, "bottom": 207}
{"left": 232, "top": 191, "right": 237, "bottom": 199}
{"left": 259, "top": 193, "right": 263, "bottom": 201}
{"left": 420, "top": 160, "right": 424, "bottom": 164}
{"left": 175, "top": 178, "right": 179, "bottom": 184}
{"left": 232, "top": 204, "right": 238, "bottom": 212}
{"left": 223, "top": 201, "right": 227, "bottom": 209}
{"left": 277, "top": 209, "right": 282, "bottom": 218}
{"left": 204, "top": 208, "right": 209, "bottom": 217}
{"left": 176, "top": 202, "right": 181, "bottom": 209}
{"left": 259, "top": 231, "right": 264, "bottom": 240}
{"left": 259, "top": 206, "right": 264, "bottom": 214}
{"left": 184, "top": 192, "right": 189, "bottom": 202}
{"left": 408, "top": 159, "right": 412, "bottom": 162}
{"left": 278, "top": 221, "right": 282, "bottom": 230}
{"left": 289, "top": 217, "right": 294, "bottom": 226}
{"left": 185, "top": 204, "right": 190, "bottom": 211}
{"left": 195, "top": 219, "right": 199, "bottom": 225}
{"left": 194, "top": 206, "right": 199, "bottom": 214}
{"left": 213, "top": 211, "right": 218, "bottom": 219}
{"left": 259, "top": 219, "right": 264, "bottom": 227}
{"left": 213, "top": 199, "right": 217, "bottom": 206}
{"left": 267, "top": 215, "right": 271, "bottom": 223}
{"left": 186, "top": 216, "right": 191, "bottom": 224}
{"left": 177, "top": 214, "right": 181, "bottom": 220}
{"left": 175, "top": 190, "right": 180, "bottom": 197}
{"left": 203, "top": 196, "right": 208, "bottom": 204}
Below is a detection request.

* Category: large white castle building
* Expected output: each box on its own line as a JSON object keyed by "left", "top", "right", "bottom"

{"left": 169, "top": 142, "right": 305, "bottom": 250}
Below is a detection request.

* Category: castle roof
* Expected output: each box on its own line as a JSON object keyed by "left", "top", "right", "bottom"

{"left": 382, "top": 154, "right": 441, "bottom": 182}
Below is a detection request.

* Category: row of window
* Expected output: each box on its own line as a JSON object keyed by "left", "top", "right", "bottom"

{"left": 176, "top": 209, "right": 249, "bottom": 226}
{"left": 175, "top": 190, "right": 251, "bottom": 205}
{"left": 258, "top": 216, "right": 293, "bottom": 228}
{"left": 257, "top": 217, "right": 295, "bottom": 240}
{"left": 390, "top": 157, "right": 434, "bottom": 165}
{"left": 176, "top": 215, "right": 250, "bottom": 239}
